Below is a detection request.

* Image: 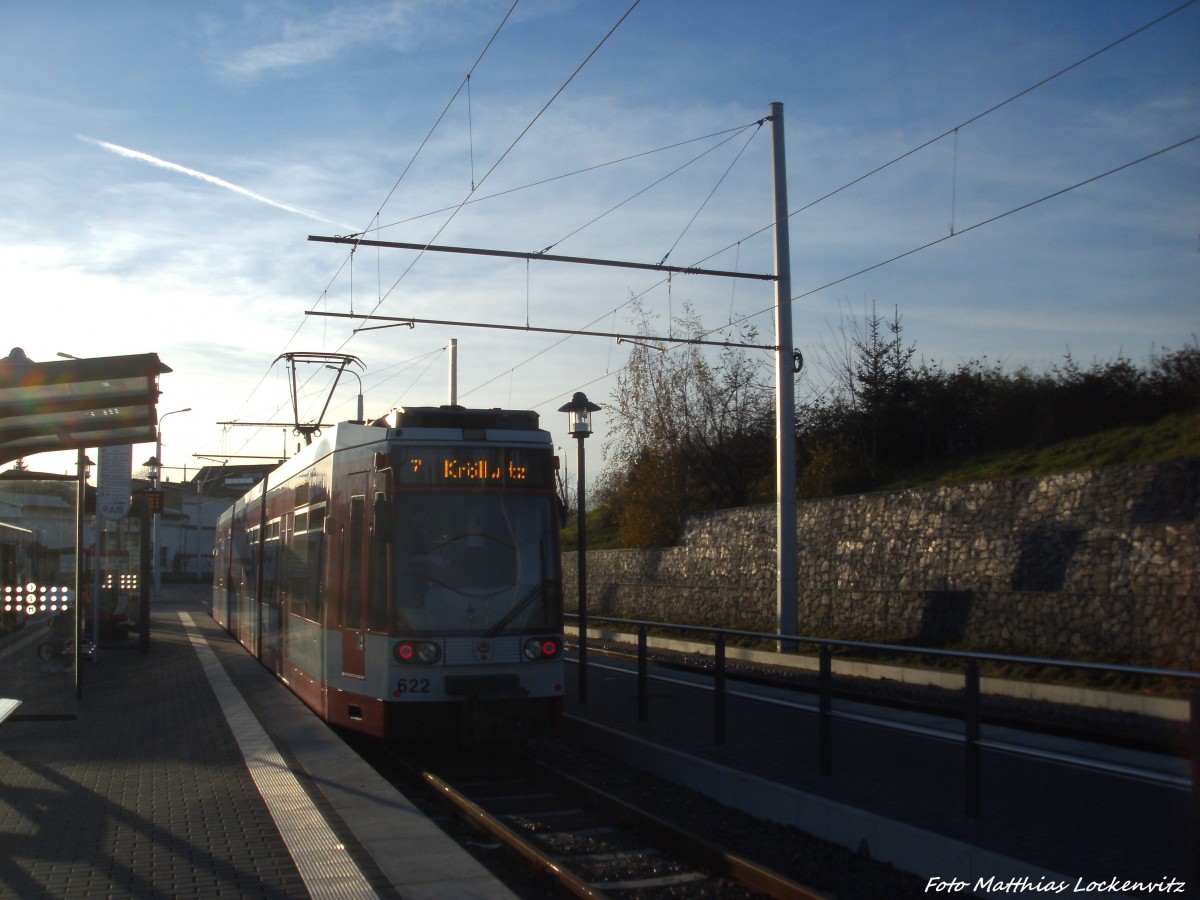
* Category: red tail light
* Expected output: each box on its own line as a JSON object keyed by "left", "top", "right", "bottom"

{"left": 523, "top": 636, "right": 562, "bottom": 660}
{"left": 393, "top": 640, "right": 442, "bottom": 665}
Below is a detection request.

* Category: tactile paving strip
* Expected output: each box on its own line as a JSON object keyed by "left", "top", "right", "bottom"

{"left": 180, "top": 612, "right": 377, "bottom": 899}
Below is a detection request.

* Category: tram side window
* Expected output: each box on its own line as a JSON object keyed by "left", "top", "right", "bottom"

{"left": 244, "top": 525, "right": 260, "bottom": 595}
{"left": 232, "top": 518, "right": 254, "bottom": 588}
{"left": 369, "top": 492, "right": 388, "bottom": 632}
{"left": 287, "top": 526, "right": 323, "bottom": 622}
{"left": 262, "top": 520, "right": 281, "bottom": 607}
{"left": 212, "top": 536, "right": 223, "bottom": 592}
{"left": 347, "top": 496, "right": 365, "bottom": 630}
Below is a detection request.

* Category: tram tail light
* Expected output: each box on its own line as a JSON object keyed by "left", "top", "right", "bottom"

{"left": 523, "top": 636, "right": 562, "bottom": 660}
{"left": 394, "top": 640, "right": 442, "bottom": 665}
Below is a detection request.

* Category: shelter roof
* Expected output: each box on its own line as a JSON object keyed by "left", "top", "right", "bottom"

{"left": 0, "top": 348, "right": 172, "bottom": 465}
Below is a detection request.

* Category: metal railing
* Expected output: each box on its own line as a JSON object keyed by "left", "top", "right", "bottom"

{"left": 565, "top": 613, "right": 1200, "bottom": 826}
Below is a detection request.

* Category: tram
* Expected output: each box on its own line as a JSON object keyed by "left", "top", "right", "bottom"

{"left": 212, "top": 406, "right": 565, "bottom": 743}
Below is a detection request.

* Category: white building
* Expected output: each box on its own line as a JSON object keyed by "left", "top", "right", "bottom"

{"left": 154, "top": 465, "right": 276, "bottom": 582}
{"left": 0, "top": 463, "right": 275, "bottom": 586}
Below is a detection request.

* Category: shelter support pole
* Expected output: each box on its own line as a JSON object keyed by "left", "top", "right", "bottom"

{"left": 140, "top": 496, "right": 151, "bottom": 654}
{"left": 771, "top": 101, "right": 798, "bottom": 647}
{"left": 74, "top": 449, "right": 86, "bottom": 699}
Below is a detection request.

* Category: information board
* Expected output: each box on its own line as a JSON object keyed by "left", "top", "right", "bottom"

{"left": 97, "top": 445, "right": 132, "bottom": 521}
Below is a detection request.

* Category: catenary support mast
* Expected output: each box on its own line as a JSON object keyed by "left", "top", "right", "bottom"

{"left": 771, "top": 102, "right": 798, "bottom": 645}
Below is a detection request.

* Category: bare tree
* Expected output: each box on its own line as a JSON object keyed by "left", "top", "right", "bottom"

{"left": 602, "top": 299, "right": 774, "bottom": 545}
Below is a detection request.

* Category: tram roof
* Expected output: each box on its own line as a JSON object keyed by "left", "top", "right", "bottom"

{"left": 389, "top": 406, "right": 540, "bottom": 431}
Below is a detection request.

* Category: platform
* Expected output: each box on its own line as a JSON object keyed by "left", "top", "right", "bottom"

{"left": 0, "top": 584, "right": 516, "bottom": 899}
{"left": 560, "top": 654, "right": 1196, "bottom": 896}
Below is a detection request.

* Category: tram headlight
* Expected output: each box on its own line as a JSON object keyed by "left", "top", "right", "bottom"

{"left": 394, "top": 640, "right": 442, "bottom": 665}
{"left": 523, "top": 637, "right": 562, "bottom": 660}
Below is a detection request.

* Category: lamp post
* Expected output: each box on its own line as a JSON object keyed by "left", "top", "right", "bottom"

{"left": 75, "top": 450, "right": 91, "bottom": 696}
{"left": 142, "top": 453, "right": 160, "bottom": 612}
{"left": 148, "top": 408, "right": 191, "bottom": 605}
{"left": 558, "top": 391, "right": 600, "bottom": 704}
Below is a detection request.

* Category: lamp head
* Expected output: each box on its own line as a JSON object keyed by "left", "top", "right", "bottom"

{"left": 558, "top": 392, "right": 601, "bottom": 438}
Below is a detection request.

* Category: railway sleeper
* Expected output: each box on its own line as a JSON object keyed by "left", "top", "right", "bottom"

{"left": 568, "top": 848, "right": 662, "bottom": 864}
{"left": 572, "top": 853, "right": 699, "bottom": 885}
{"left": 592, "top": 871, "right": 709, "bottom": 891}
{"left": 534, "top": 828, "right": 646, "bottom": 857}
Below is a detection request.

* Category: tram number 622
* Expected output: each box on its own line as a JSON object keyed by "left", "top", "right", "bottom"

{"left": 396, "top": 678, "right": 432, "bottom": 695}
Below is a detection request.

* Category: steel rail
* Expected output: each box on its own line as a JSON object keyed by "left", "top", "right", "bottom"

{"left": 527, "top": 756, "right": 829, "bottom": 900}
{"left": 379, "top": 741, "right": 825, "bottom": 898}
{"left": 419, "top": 767, "right": 605, "bottom": 899}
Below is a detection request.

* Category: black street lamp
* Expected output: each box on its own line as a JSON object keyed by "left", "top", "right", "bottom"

{"left": 558, "top": 391, "right": 600, "bottom": 703}
{"left": 146, "top": 407, "right": 190, "bottom": 606}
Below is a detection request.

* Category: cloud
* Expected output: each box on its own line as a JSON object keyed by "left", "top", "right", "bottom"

{"left": 77, "top": 136, "right": 356, "bottom": 230}
{"left": 217, "top": 1, "right": 421, "bottom": 78}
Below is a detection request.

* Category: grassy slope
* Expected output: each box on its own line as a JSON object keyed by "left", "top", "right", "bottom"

{"left": 882, "top": 409, "right": 1200, "bottom": 490}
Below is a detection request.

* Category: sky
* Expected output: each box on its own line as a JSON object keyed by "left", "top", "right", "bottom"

{"left": 2, "top": 0, "right": 1197, "bottom": 484}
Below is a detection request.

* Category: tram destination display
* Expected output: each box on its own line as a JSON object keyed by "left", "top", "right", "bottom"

{"left": 395, "top": 446, "right": 553, "bottom": 488}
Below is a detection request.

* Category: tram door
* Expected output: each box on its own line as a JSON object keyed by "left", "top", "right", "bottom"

{"left": 341, "top": 475, "right": 369, "bottom": 678}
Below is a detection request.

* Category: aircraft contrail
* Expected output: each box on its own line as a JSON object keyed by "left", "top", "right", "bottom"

{"left": 78, "top": 136, "right": 355, "bottom": 230}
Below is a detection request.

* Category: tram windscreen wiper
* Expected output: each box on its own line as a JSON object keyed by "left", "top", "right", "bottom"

{"left": 483, "top": 582, "right": 544, "bottom": 638}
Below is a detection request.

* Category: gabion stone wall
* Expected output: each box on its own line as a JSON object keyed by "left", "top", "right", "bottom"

{"left": 563, "top": 460, "right": 1199, "bottom": 669}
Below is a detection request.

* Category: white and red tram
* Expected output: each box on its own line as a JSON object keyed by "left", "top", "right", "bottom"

{"left": 212, "top": 406, "right": 565, "bottom": 742}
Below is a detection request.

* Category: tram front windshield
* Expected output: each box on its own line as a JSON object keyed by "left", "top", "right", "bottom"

{"left": 393, "top": 492, "right": 559, "bottom": 636}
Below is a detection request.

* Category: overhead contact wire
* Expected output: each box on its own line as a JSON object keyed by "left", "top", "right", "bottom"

{"left": 690, "top": 0, "right": 1200, "bottom": 272}
{"left": 658, "top": 119, "right": 764, "bottom": 266}
{"left": 538, "top": 122, "right": 757, "bottom": 255}
{"left": 718, "top": 133, "right": 1200, "bottom": 339}
{"left": 534, "top": 131, "right": 1200, "bottom": 412}
{"left": 371, "top": 0, "right": 645, "bottom": 311}
{"left": 210, "top": 4, "right": 523, "bottom": 462}
{"left": 365, "top": 122, "right": 768, "bottom": 233}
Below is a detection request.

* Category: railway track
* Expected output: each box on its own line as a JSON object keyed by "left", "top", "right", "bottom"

{"left": 351, "top": 737, "right": 826, "bottom": 899}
